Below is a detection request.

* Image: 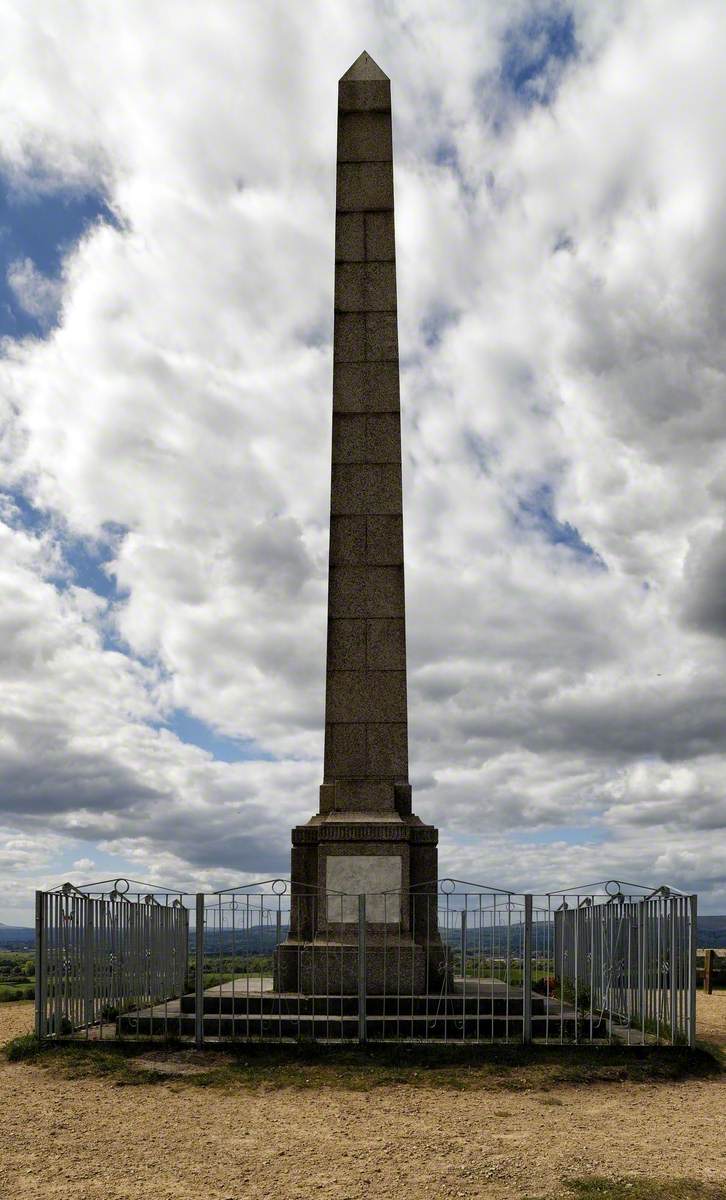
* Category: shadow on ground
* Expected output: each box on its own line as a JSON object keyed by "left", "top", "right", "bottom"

{"left": 3, "top": 1034, "right": 721, "bottom": 1092}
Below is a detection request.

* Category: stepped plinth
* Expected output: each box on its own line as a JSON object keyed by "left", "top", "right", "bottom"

{"left": 121, "top": 977, "right": 581, "bottom": 1041}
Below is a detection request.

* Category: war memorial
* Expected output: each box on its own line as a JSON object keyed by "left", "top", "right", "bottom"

{"left": 33, "top": 55, "right": 697, "bottom": 1048}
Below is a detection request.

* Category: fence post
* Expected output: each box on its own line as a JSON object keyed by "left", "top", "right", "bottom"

{"left": 688, "top": 894, "right": 698, "bottom": 1049}
{"left": 703, "top": 948, "right": 714, "bottom": 997}
{"left": 460, "top": 908, "right": 467, "bottom": 979}
{"left": 358, "top": 893, "right": 366, "bottom": 1044}
{"left": 84, "top": 897, "right": 94, "bottom": 1031}
{"left": 181, "top": 905, "right": 190, "bottom": 995}
{"left": 669, "top": 901, "right": 677, "bottom": 1044}
{"left": 523, "top": 895, "right": 532, "bottom": 1044}
{"left": 35, "top": 891, "right": 46, "bottom": 1040}
{"left": 195, "top": 893, "right": 205, "bottom": 1049}
{"left": 637, "top": 900, "right": 645, "bottom": 1043}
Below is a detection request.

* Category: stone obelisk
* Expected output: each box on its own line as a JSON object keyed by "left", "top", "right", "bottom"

{"left": 277, "top": 52, "right": 442, "bottom": 994}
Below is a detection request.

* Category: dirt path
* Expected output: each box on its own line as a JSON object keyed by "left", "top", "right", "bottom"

{"left": 1, "top": 999, "right": 724, "bottom": 1200}
{"left": 696, "top": 989, "right": 726, "bottom": 1049}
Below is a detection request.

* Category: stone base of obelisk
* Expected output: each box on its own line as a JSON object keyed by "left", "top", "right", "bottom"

{"left": 274, "top": 810, "right": 447, "bottom": 995}
{"left": 275, "top": 937, "right": 432, "bottom": 995}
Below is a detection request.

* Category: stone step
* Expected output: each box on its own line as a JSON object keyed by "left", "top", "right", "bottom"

{"left": 120, "top": 1011, "right": 579, "bottom": 1040}
{"left": 179, "top": 992, "right": 536, "bottom": 1017}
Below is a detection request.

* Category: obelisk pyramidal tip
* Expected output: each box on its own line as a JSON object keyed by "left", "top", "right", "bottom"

{"left": 340, "top": 51, "right": 389, "bottom": 81}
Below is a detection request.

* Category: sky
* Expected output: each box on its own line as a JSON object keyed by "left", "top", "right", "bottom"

{"left": 1, "top": 0, "right": 725, "bottom": 922}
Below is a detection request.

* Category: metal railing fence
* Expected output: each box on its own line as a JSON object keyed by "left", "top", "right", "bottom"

{"left": 553, "top": 887, "right": 696, "bottom": 1044}
{"left": 35, "top": 877, "right": 696, "bottom": 1047}
{"left": 35, "top": 883, "right": 188, "bottom": 1038}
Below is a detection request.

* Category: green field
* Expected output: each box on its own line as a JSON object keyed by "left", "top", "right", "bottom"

{"left": 0, "top": 951, "right": 35, "bottom": 1002}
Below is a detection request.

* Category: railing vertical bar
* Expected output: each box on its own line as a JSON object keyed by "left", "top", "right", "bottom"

{"left": 676, "top": 897, "right": 682, "bottom": 1041}
{"left": 491, "top": 897, "right": 496, "bottom": 1043}
{"left": 323, "top": 890, "right": 330, "bottom": 1042}
{"left": 688, "top": 893, "right": 697, "bottom": 1049}
{"left": 523, "top": 895, "right": 532, "bottom": 1045}
{"left": 216, "top": 895, "right": 221, "bottom": 1041}
{"left": 276, "top": 905, "right": 282, "bottom": 1043}
{"left": 83, "top": 896, "right": 93, "bottom": 1035}
{"left": 504, "top": 898, "right": 510, "bottom": 1042}
{"left": 475, "top": 894, "right": 482, "bottom": 1044}
{"left": 399, "top": 890, "right": 405, "bottom": 1042}
{"left": 35, "top": 892, "right": 45, "bottom": 1039}
{"left": 573, "top": 900, "right": 579, "bottom": 1045}
{"left": 460, "top": 905, "right": 467, "bottom": 1041}
{"left": 545, "top": 896, "right": 551, "bottom": 1045}
{"left": 680, "top": 896, "right": 686, "bottom": 1041}
{"left": 258, "top": 899, "right": 265, "bottom": 1043}
{"left": 424, "top": 897, "right": 429, "bottom": 1046}
{"left": 652, "top": 897, "right": 657, "bottom": 1046}
{"left": 195, "top": 893, "right": 204, "bottom": 1049}
{"left": 585, "top": 902, "right": 592, "bottom": 1041}
{"left": 358, "top": 893, "right": 366, "bottom": 1044}
{"left": 54, "top": 893, "right": 62, "bottom": 1038}
{"left": 246, "top": 894, "right": 251, "bottom": 1042}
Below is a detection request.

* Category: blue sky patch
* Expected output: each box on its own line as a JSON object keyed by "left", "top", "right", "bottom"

{"left": 463, "top": 429, "right": 495, "bottom": 476}
{"left": 420, "top": 305, "right": 459, "bottom": 349}
{"left": 517, "top": 825, "right": 603, "bottom": 847}
{"left": 553, "top": 231, "right": 576, "bottom": 254}
{"left": 166, "top": 709, "right": 276, "bottom": 764}
{"left": 0, "top": 178, "right": 117, "bottom": 338}
{"left": 2, "top": 489, "right": 126, "bottom": 599}
{"left": 501, "top": 5, "right": 577, "bottom": 106}
{"left": 62, "top": 533, "right": 125, "bottom": 602}
{"left": 515, "top": 482, "right": 605, "bottom": 568}
{"left": 433, "top": 140, "right": 460, "bottom": 173}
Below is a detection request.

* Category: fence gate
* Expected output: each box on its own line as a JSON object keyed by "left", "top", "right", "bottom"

{"left": 35, "top": 883, "right": 187, "bottom": 1038}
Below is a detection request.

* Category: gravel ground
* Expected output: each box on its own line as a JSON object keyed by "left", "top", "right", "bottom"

{"left": 695, "top": 989, "right": 726, "bottom": 1049}
{"left": 1, "top": 997, "right": 724, "bottom": 1200}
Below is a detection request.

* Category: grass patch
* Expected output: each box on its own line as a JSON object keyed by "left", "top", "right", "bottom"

{"left": 4, "top": 1033, "right": 43, "bottom": 1062}
{"left": 564, "top": 1177, "right": 726, "bottom": 1199}
{"left": 2, "top": 1035, "right": 185, "bottom": 1086}
{"left": 0, "top": 985, "right": 35, "bottom": 1002}
{"left": 2, "top": 1037, "right": 720, "bottom": 1092}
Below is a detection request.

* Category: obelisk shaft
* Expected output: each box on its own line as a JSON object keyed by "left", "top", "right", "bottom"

{"left": 277, "top": 55, "right": 442, "bottom": 992}
{"left": 320, "top": 53, "right": 410, "bottom": 817}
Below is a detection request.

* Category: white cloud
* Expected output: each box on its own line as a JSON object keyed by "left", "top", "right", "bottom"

{"left": 70, "top": 857, "right": 95, "bottom": 872}
{"left": 0, "top": 0, "right": 725, "bottom": 917}
{"left": 7, "top": 257, "right": 63, "bottom": 324}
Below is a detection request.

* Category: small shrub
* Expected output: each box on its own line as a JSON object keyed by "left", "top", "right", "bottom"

{"left": 46, "top": 1014, "right": 73, "bottom": 1036}
{"left": 532, "top": 976, "right": 556, "bottom": 996}
{"left": 556, "top": 978, "right": 593, "bottom": 1010}
{"left": 4, "top": 1033, "right": 43, "bottom": 1062}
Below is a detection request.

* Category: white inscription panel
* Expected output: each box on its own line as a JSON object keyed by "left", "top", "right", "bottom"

{"left": 326, "top": 855, "right": 402, "bottom": 923}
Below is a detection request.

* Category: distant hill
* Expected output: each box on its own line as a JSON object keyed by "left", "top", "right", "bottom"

{"left": 698, "top": 916, "right": 726, "bottom": 948}
{"left": 0, "top": 926, "right": 34, "bottom": 949}
{"left": 2, "top": 917, "right": 725, "bottom": 950}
